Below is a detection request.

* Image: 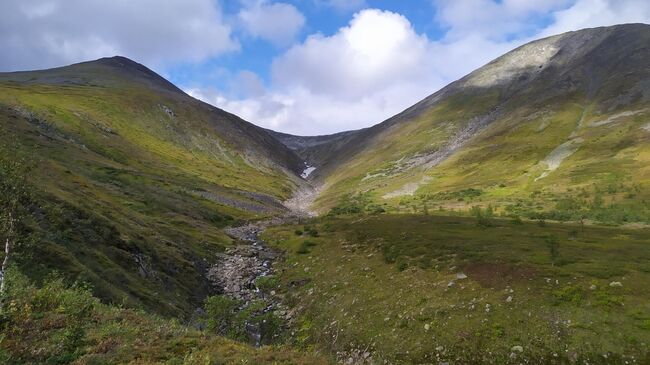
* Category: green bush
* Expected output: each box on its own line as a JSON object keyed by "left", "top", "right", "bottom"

{"left": 1, "top": 269, "right": 97, "bottom": 364}
{"left": 296, "top": 240, "right": 317, "bottom": 254}
{"left": 254, "top": 275, "right": 279, "bottom": 292}
{"left": 552, "top": 284, "right": 584, "bottom": 306}
{"left": 205, "top": 295, "right": 240, "bottom": 334}
{"left": 545, "top": 235, "right": 560, "bottom": 266}
{"left": 471, "top": 206, "right": 493, "bottom": 227}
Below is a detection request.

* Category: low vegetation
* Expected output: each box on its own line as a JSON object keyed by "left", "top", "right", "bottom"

{"left": 0, "top": 269, "right": 328, "bottom": 364}
{"left": 264, "top": 214, "right": 650, "bottom": 364}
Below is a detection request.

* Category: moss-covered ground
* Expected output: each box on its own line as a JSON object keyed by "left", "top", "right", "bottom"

{"left": 264, "top": 214, "right": 650, "bottom": 364}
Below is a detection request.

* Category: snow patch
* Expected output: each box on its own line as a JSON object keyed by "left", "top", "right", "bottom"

{"left": 301, "top": 166, "right": 316, "bottom": 179}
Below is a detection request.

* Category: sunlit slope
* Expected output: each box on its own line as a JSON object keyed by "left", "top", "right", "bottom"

{"left": 0, "top": 57, "right": 303, "bottom": 316}
{"left": 314, "top": 24, "right": 650, "bottom": 223}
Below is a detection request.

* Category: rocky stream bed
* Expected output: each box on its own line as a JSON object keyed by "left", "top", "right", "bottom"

{"left": 205, "top": 210, "right": 310, "bottom": 346}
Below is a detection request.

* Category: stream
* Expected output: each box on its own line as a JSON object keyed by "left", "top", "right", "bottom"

{"left": 206, "top": 183, "right": 318, "bottom": 346}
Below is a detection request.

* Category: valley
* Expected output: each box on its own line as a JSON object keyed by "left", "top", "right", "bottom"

{"left": 1, "top": 23, "right": 650, "bottom": 364}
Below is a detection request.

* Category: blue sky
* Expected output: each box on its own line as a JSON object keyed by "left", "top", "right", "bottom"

{"left": 2, "top": 0, "right": 650, "bottom": 134}
{"left": 166, "top": 1, "right": 450, "bottom": 90}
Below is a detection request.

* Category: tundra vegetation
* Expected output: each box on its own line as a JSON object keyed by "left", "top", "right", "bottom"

{"left": 2, "top": 24, "right": 650, "bottom": 364}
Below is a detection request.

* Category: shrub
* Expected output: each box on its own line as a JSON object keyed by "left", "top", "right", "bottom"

{"left": 1, "top": 269, "right": 97, "bottom": 364}
{"left": 510, "top": 216, "right": 523, "bottom": 225}
{"left": 397, "top": 260, "right": 408, "bottom": 272}
{"left": 471, "top": 206, "right": 493, "bottom": 227}
{"left": 296, "top": 240, "right": 317, "bottom": 254}
{"left": 254, "top": 275, "right": 278, "bottom": 292}
{"left": 545, "top": 235, "right": 560, "bottom": 266}
{"left": 205, "top": 295, "right": 240, "bottom": 334}
{"left": 552, "top": 284, "right": 584, "bottom": 306}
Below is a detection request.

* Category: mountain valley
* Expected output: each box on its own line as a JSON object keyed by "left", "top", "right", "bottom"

{"left": 1, "top": 24, "right": 650, "bottom": 364}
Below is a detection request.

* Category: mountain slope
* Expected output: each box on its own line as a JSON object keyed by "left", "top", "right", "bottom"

{"left": 296, "top": 23, "right": 650, "bottom": 223}
{"left": 0, "top": 56, "right": 305, "bottom": 316}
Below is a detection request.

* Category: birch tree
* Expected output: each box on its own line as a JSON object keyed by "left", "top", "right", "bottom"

{"left": 0, "top": 143, "right": 32, "bottom": 295}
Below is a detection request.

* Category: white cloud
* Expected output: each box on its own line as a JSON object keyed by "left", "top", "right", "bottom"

{"left": 5, "top": 0, "right": 648, "bottom": 135}
{"left": 200, "top": 1, "right": 650, "bottom": 135}
{"left": 197, "top": 8, "right": 507, "bottom": 135}
{"left": 539, "top": 0, "right": 650, "bottom": 37}
{"left": 0, "top": 0, "right": 238, "bottom": 71}
{"left": 238, "top": 1, "right": 305, "bottom": 46}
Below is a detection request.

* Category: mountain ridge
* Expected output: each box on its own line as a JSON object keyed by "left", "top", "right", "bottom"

{"left": 274, "top": 23, "right": 650, "bottom": 218}
{"left": 271, "top": 23, "right": 650, "bottom": 183}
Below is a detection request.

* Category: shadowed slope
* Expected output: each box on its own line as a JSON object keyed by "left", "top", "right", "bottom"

{"left": 0, "top": 56, "right": 306, "bottom": 316}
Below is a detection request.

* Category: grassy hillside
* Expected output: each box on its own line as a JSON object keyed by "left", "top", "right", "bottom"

{"left": 0, "top": 57, "right": 304, "bottom": 317}
{"left": 301, "top": 24, "right": 650, "bottom": 225}
{"left": 264, "top": 214, "right": 650, "bottom": 364}
{"left": 0, "top": 269, "right": 329, "bottom": 364}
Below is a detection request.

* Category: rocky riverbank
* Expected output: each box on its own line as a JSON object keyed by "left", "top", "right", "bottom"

{"left": 205, "top": 216, "right": 307, "bottom": 346}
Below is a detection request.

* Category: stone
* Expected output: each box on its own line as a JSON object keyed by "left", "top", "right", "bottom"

{"left": 511, "top": 345, "right": 523, "bottom": 352}
{"left": 589, "top": 284, "right": 597, "bottom": 290}
{"left": 456, "top": 272, "right": 467, "bottom": 279}
{"left": 424, "top": 324, "right": 431, "bottom": 331}
{"left": 506, "top": 296, "right": 513, "bottom": 303}
{"left": 447, "top": 281, "right": 455, "bottom": 287}
{"left": 609, "top": 281, "right": 623, "bottom": 287}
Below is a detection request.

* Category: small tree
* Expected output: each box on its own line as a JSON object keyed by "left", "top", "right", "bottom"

{"left": 545, "top": 235, "right": 560, "bottom": 266}
{"left": 0, "top": 142, "right": 33, "bottom": 296}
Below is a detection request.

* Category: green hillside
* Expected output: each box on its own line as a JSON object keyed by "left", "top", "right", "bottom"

{"left": 302, "top": 24, "right": 650, "bottom": 225}
{"left": 0, "top": 57, "right": 304, "bottom": 316}
{"left": 2, "top": 24, "right": 650, "bottom": 365}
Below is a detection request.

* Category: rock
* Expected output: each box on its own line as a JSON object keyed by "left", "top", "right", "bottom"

{"left": 456, "top": 272, "right": 468, "bottom": 279}
{"left": 511, "top": 345, "right": 523, "bottom": 352}
{"left": 589, "top": 284, "right": 597, "bottom": 290}
{"left": 506, "top": 296, "right": 513, "bottom": 303}
{"left": 609, "top": 281, "right": 623, "bottom": 287}
{"left": 447, "top": 281, "right": 455, "bottom": 287}
{"left": 424, "top": 323, "right": 431, "bottom": 331}
{"left": 435, "top": 346, "right": 444, "bottom": 352}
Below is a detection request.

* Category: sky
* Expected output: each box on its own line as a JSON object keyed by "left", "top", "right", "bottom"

{"left": 2, "top": 1, "right": 650, "bottom": 135}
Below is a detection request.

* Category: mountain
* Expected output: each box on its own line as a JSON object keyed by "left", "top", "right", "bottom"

{"left": 0, "top": 56, "right": 307, "bottom": 316}
{"left": 278, "top": 23, "right": 650, "bottom": 223}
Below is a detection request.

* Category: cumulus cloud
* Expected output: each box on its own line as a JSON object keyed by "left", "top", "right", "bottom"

{"left": 238, "top": 1, "right": 305, "bottom": 46}
{"left": 0, "top": 0, "right": 237, "bottom": 71}
{"left": 433, "top": 0, "right": 572, "bottom": 40}
{"left": 190, "top": 9, "right": 446, "bottom": 135}
{"left": 539, "top": 0, "right": 650, "bottom": 37}
{"left": 199, "top": 0, "right": 650, "bottom": 135}
{"left": 197, "top": 8, "right": 504, "bottom": 135}
{"left": 4, "top": 0, "right": 648, "bottom": 135}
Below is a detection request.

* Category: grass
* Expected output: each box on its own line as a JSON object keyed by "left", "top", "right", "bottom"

{"left": 314, "top": 90, "right": 650, "bottom": 227}
{"left": 0, "top": 64, "right": 299, "bottom": 317}
{"left": 263, "top": 214, "right": 650, "bottom": 364}
{"left": 0, "top": 269, "right": 329, "bottom": 364}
